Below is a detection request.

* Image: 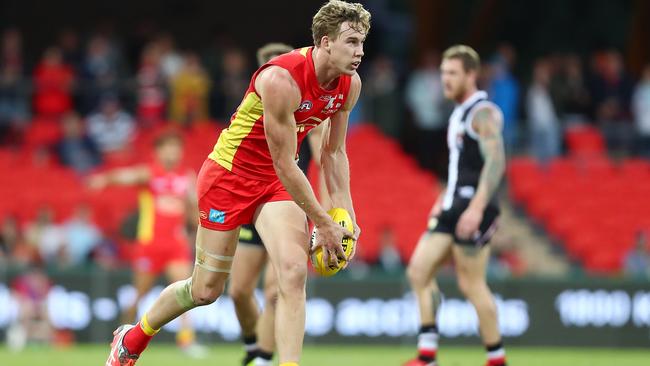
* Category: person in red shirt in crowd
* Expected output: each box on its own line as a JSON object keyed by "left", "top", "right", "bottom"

{"left": 32, "top": 47, "right": 74, "bottom": 117}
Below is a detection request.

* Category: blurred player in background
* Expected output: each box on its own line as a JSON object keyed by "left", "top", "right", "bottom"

{"left": 229, "top": 42, "right": 331, "bottom": 366}
{"left": 104, "top": 1, "right": 368, "bottom": 365}
{"left": 89, "top": 130, "right": 206, "bottom": 358}
{"left": 404, "top": 45, "right": 507, "bottom": 366}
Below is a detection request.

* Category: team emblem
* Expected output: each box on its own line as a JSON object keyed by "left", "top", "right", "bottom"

{"left": 299, "top": 100, "right": 313, "bottom": 112}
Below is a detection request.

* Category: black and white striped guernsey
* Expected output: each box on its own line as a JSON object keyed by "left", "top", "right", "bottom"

{"left": 442, "top": 90, "right": 504, "bottom": 211}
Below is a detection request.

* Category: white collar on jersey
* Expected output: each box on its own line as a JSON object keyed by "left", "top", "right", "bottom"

{"left": 457, "top": 90, "right": 488, "bottom": 110}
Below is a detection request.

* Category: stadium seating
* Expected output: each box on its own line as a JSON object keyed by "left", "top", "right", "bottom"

{"left": 0, "top": 120, "right": 439, "bottom": 266}
{"left": 508, "top": 155, "right": 650, "bottom": 274}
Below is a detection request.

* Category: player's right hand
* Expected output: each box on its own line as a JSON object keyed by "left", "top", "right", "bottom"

{"left": 312, "top": 219, "right": 352, "bottom": 267}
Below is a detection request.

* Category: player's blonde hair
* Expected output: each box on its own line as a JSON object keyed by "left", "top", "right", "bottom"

{"left": 443, "top": 45, "right": 481, "bottom": 72}
{"left": 256, "top": 43, "right": 294, "bottom": 67}
{"left": 312, "top": 0, "right": 371, "bottom": 46}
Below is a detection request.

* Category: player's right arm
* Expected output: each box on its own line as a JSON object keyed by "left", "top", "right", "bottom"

{"left": 256, "top": 66, "right": 349, "bottom": 264}
{"left": 87, "top": 166, "right": 151, "bottom": 190}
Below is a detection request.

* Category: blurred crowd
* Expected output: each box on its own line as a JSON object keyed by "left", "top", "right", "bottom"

{"left": 365, "top": 44, "right": 650, "bottom": 176}
{"left": 1, "top": 24, "right": 650, "bottom": 280}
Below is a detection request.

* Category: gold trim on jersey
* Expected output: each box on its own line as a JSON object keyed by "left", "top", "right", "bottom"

{"left": 299, "top": 47, "right": 309, "bottom": 57}
{"left": 209, "top": 92, "right": 264, "bottom": 171}
{"left": 137, "top": 190, "right": 155, "bottom": 244}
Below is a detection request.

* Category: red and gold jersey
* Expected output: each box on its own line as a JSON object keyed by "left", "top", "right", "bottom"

{"left": 208, "top": 46, "right": 352, "bottom": 182}
{"left": 137, "top": 162, "right": 193, "bottom": 244}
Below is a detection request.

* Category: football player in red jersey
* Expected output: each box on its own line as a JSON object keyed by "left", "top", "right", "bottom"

{"left": 104, "top": 2, "right": 370, "bottom": 366}
{"left": 89, "top": 130, "right": 205, "bottom": 358}
{"left": 229, "top": 42, "right": 332, "bottom": 366}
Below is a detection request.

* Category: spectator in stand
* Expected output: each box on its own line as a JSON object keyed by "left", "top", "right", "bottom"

{"left": 62, "top": 204, "right": 102, "bottom": 267}
{"left": 169, "top": 52, "right": 211, "bottom": 125}
{"left": 631, "top": 64, "right": 650, "bottom": 158}
{"left": 365, "top": 54, "right": 401, "bottom": 138}
{"left": 404, "top": 49, "right": 448, "bottom": 175}
{"left": 551, "top": 54, "right": 591, "bottom": 125}
{"left": 86, "top": 94, "right": 135, "bottom": 153}
{"left": 157, "top": 33, "right": 183, "bottom": 82}
{"left": 56, "top": 112, "right": 102, "bottom": 174}
{"left": 219, "top": 48, "right": 248, "bottom": 121}
{"left": 588, "top": 49, "right": 635, "bottom": 154}
{"left": 624, "top": 230, "right": 650, "bottom": 278}
{"left": 0, "top": 215, "right": 38, "bottom": 268}
{"left": 0, "top": 64, "right": 29, "bottom": 146}
{"left": 136, "top": 43, "right": 167, "bottom": 126}
{"left": 80, "top": 35, "right": 121, "bottom": 113}
{"left": 488, "top": 43, "right": 520, "bottom": 151}
{"left": 6, "top": 267, "right": 54, "bottom": 351}
{"left": 24, "top": 206, "right": 66, "bottom": 267}
{"left": 377, "top": 225, "right": 402, "bottom": 273}
{"left": 526, "top": 59, "right": 561, "bottom": 162}
{"left": 32, "top": 46, "right": 74, "bottom": 118}
{"left": 1, "top": 28, "right": 22, "bottom": 72}
{"left": 57, "top": 28, "right": 83, "bottom": 73}
{"left": 0, "top": 28, "right": 28, "bottom": 145}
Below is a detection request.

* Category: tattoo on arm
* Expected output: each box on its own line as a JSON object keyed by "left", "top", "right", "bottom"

{"left": 474, "top": 109, "right": 506, "bottom": 201}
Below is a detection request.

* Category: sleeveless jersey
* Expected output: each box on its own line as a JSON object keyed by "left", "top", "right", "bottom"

{"left": 208, "top": 47, "right": 352, "bottom": 182}
{"left": 137, "top": 162, "right": 192, "bottom": 244}
{"left": 442, "top": 90, "right": 504, "bottom": 211}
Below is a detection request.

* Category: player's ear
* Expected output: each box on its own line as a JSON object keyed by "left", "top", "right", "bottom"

{"left": 321, "top": 36, "right": 331, "bottom": 53}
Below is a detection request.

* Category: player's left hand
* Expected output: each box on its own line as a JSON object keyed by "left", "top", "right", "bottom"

{"left": 456, "top": 206, "right": 483, "bottom": 241}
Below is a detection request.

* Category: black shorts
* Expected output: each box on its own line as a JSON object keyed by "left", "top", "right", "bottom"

{"left": 239, "top": 224, "right": 263, "bottom": 247}
{"left": 427, "top": 198, "right": 499, "bottom": 247}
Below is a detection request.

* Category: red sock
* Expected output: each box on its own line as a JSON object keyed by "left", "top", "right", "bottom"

{"left": 123, "top": 322, "right": 155, "bottom": 355}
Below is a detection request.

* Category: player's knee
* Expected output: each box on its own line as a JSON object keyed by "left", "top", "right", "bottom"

{"left": 263, "top": 285, "right": 279, "bottom": 308}
{"left": 227, "top": 285, "right": 252, "bottom": 304}
{"left": 191, "top": 280, "right": 225, "bottom": 306}
{"left": 406, "top": 263, "right": 428, "bottom": 288}
{"left": 276, "top": 260, "right": 307, "bottom": 295}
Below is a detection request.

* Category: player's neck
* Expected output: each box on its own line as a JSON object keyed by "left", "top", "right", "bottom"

{"left": 311, "top": 47, "right": 340, "bottom": 90}
{"left": 457, "top": 86, "right": 478, "bottom": 104}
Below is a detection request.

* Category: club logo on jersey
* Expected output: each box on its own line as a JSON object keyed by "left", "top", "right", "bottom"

{"left": 208, "top": 208, "right": 226, "bottom": 224}
{"left": 199, "top": 210, "right": 208, "bottom": 220}
{"left": 322, "top": 93, "right": 344, "bottom": 115}
{"left": 298, "top": 100, "right": 312, "bottom": 112}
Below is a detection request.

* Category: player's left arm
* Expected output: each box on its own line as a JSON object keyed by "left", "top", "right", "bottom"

{"left": 321, "top": 73, "right": 361, "bottom": 241}
{"left": 456, "top": 106, "right": 505, "bottom": 241}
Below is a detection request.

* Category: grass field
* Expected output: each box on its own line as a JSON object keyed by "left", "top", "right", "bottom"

{"left": 1, "top": 344, "right": 649, "bottom": 366}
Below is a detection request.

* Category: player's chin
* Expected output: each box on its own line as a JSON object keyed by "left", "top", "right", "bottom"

{"left": 340, "top": 67, "right": 357, "bottom": 76}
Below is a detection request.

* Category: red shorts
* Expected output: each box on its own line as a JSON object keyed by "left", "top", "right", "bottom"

{"left": 132, "top": 215, "right": 192, "bottom": 275}
{"left": 132, "top": 238, "right": 192, "bottom": 275}
{"left": 197, "top": 159, "right": 292, "bottom": 231}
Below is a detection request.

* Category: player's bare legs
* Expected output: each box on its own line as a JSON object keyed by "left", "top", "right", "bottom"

{"left": 229, "top": 244, "right": 267, "bottom": 364}
{"left": 404, "top": 233, "right": 453, "bottom": 365}
{"left": 254, "top": 201, "right": 310, "bottom": 364}
{"left": 229, "top": 246, "right": 266, "bottom": 338}
{"left": 257, "top": 262, "right": 277, "bottom": 354}
{"left": 106, "top": 226, "right": 239, "bottom": 366}
{"left": 165, "top": 261, "right": 205, "bottom": 356}
{"left": 146, "top": 226, "right": 238, "bottom": 327}
{"left": 121, "top": 271, "right": 157, "bottom": 324}
{"left": 452, "top": 245, "right": 501, "bottom": 344}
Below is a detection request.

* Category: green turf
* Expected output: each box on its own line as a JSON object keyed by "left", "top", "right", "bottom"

{"left": 1, "top": 344, "right": 648, "bottom": 366}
